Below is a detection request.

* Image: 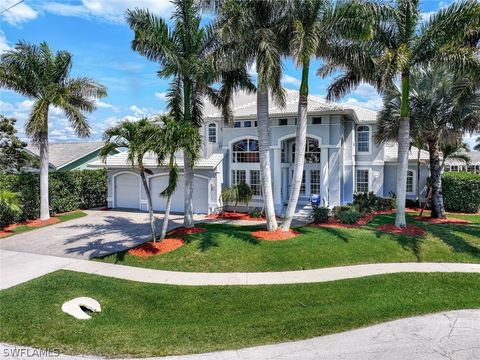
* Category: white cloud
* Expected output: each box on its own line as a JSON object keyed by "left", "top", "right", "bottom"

{"left": 154, "top": 92, "right": 167, "bottom": 100}
{"left": 43, "top": 0, "right": 174, "bottom": 23}
{"left": 0, "top": 0, "right": 38, "bottom": 25}
{"left": 421, "top": 11, "right": 435, "bottom": 22}
{"left": 95, "top": 100, "right": 119, "bottom": 112}
{"left": 0, "top": 30, "right": 10, "bottom": 54}
{"left": 129, "top": 104, "right": 158, "bottom": 117}
{"left": 247, "top": 62, "right": 257, "bottom": 77}
{"left": 342, "top": 97, "right": 383, "bottom": 111}
{"left": 281, "top": 74, "right": 301, "bottom": 88}
{"left": 464, "top": 133, "right": 480, "bottom": 150}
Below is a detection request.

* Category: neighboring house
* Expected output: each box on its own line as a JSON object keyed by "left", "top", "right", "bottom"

{"left": 90, "top": 90, "right": 429, "bottom": 214}
{"left": 26, "top": 142, "right": 119, "bottom": 171}
{"left": 444, "top": 151, "right": 480, "bottom": 173}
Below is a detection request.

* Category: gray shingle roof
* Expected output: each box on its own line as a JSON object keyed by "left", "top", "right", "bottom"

{"left": 26, "top": 142, "right": 104, "bottom": 170}
{"left": 88, "top": 151, "right": 225, "bottom": 170}
{"left": 203, "top": 89, "right": 378, "bottom": 123}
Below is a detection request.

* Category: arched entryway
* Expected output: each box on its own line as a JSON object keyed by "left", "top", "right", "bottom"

{"left": 280, "top": 137, "right": 321, "bottom": 204}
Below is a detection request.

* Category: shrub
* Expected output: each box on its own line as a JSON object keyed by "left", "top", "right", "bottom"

{"left": 221, "top": 182, "right": 253, "bottom": 212}
{"left": 442, "top": 172, "right": 480, "bottom": 213}
{"left": 338, "top": 209, "right": 363, "bottom": 224}
{"left": 312, "top": 206, "right": 329, "bottom": 223}
{"left": 353, "top": 192, "right": 379, "bottom": 213}
{"left": 375, "top": 197, "right": 395, "bottom": 211}
{"left": 0, "top": 169, "right": 107, "bottom": 227}
{"left": 249, "top": 207, "right": 263, "bottom": 218}
{"left": 331, "top": 205, "right": 355, "bottom": 219}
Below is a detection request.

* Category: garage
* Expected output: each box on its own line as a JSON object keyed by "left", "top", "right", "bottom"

{"left": 114, "top": 173, "right": 140, "bottom": 209}
{"left": 150, "top": 175, "right": 209, "bottom": 214}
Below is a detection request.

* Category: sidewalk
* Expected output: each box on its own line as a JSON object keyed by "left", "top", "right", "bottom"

{"left": 2, "top": 249, "right": 480, "bottom": 289}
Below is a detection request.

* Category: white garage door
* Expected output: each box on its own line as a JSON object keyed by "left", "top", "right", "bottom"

{"left": 115, "top": 173, "right": 140, "bottom": 209}
{"left": 150, "top": 175, "right": 209, "bottom": 214}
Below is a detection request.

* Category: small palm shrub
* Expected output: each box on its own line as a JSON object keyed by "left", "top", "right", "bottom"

{"left": 312, "top": 206, "right": 329, "bottom": 223}
{"left": 338, "top": 209, "right": 363, "bottom": 224}
{"left": 221, "top": 182, "right": 253, "bottom": 212}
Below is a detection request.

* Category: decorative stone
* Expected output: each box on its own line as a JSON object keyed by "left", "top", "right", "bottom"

{"left": 61, "top": 297, "right": 101, "bottom": 320}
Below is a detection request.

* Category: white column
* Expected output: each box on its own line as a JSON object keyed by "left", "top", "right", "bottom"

{"left": 321, "top": 148, "right": 329, "bottom": 207}
{"left": 273, "top": 148, "right": 282, "bottom": 213}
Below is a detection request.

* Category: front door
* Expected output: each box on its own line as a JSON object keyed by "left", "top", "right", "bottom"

{"left": 288, "top": 168, "right": 321, "bottom": 203}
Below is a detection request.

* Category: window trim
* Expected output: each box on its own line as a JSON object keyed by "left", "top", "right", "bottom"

{"left": 355, "top": 168, "right": 370, "bottom": 193}
{"left": 232, "top": 138, "right": 260, "bottom": 163}
{"left": 207, "top": 122, "right": 217, "bottom": 143}
{"left": 356, "top": 125, "right": 372, "bottom": 155}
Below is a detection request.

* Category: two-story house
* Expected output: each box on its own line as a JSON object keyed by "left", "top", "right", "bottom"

{"left": 89, "top": 90, "right": 429, "bottom": 215}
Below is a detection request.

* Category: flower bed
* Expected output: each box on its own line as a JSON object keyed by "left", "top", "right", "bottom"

{"left": 251, "top": 229, "right": 299, "bottom": 241}
{"left": 207, "top": 212, "right": 265, "bottom": 222}
{"left": 377, "top": 224, "right": 426, "bottom": 236}
{"left": 0, "top": 217, "right": 60, "bottom": 238}
{"left": 128, "top": 239, "right": 185, "bottom": 258}
{"left": 167, "top": 227, "right": 207, "bottom": 236}
{"left": 413, "top": 216, "right": 472, "bottom": 225}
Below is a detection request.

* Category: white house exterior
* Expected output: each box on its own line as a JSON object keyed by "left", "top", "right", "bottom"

{"left": 89, "top": 90, "right": 429, "bottom": 215}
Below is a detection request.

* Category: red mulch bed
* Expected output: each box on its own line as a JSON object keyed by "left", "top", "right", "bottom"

{"left": 313, "top": 210, "right": 397, "bottom": 229}
{"left": 167, "top": 227, "right": 207, "bottom": 237}
{"left": 377, "top": 224, "right": 426, "bottom": 236}
{"left": 0, "top": 217, "right": 61, "bottom": 238}
{"left": 251, "top": 229, "right": 300, "bottom": 241}
{"left": 128, "top": 239, "right": 185, "bottom": 258}
{"left": 207, "top": 212, "right": 265, "bottom": 222}
{"left": 414, "top": 216, "right": 472, "bottom": 225}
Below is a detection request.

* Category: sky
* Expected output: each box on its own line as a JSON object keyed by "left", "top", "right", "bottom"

{"left": 0, "top": 0, "right": 477, "bottom": 148}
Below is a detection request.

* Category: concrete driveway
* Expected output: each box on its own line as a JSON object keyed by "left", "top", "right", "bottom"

{"left": 0, "top": 209, "right": 201, "bottom": 259}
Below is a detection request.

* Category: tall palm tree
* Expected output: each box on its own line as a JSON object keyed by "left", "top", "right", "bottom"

{"left": 214, "top": 0, "right": 288, "bottom": 231}
{"left": 154, "top": 116, "right": 201, "bottom": 240}
{"left": 376, "top": 67, "right": 480, "bottom": 218}
{"left": 281, "top": 0, "right": 374, "bottom": 231}
{"left": 0, "top": 41, "right": 107, "bottom": 220}
{"left": 319, "top": 0, "right": 480, "bottom": 227}
{"left": 126, "top": 0, "right": 253, "bottom": 228}
{"left": 441, "top": 140, "right": 471, "bottom": 170}
{"left": 100, "top": 119, "right": 165, "bottom": 241}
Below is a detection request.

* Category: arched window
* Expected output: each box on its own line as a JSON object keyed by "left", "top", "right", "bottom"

{"left": 208, "top": 123, "right": 217, "bottom": 143}
{"left": 357, "top": 125, "right": 370, "bottom": 153}
{"left": 232, "top": 139, "right": 259, "bottom": 163}
{"left": 406, "top": 170, "right": 414, "bottom": 193}
{"left": 292, "top": 139, "right": 320, "bottom": 163}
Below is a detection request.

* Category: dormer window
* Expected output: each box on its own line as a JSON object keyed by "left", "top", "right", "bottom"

{"left": 208, "top": 123, "right": 217, "bottom": 143}
{"left": 357, "top": 125, "right": 370, "bottom": 153}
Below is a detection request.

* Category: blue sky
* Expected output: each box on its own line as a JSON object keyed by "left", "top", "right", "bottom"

{"left": 0, "top": 0, "right": 477, "bottom": 148}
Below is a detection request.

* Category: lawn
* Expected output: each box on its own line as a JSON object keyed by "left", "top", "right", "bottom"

{"left": 0, "top": 211, "right": 87, "bottom": 238}
{"left": 96, "top": 212, "right": 480, "bottom": 272}
{"left": 0, "top": 271, "right": 479, "bottom": 357}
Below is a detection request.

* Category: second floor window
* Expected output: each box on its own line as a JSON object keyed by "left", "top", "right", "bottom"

{"left": 208, "top": 123, "right": 217, "bottom": 143}
{"left": 292, "top": 139, "right": 321, "bottom": 163}
{"left": 357, "top": 125, "right": 370, "bottom": 153}
{"left": 232, "top": 139, "right": 259, "bottom": 163}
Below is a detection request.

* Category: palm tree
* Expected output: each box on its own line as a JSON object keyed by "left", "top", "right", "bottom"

{"left": 281, "top": 0, "right": 374, "bottom": 231}
{"left": 154, "top": 116, "right": 201, "bottom": 240}
{"left": 0, "top": 190, "right": 21, "bottom": 216}
{"left": 376, "top": 67, "right": 480, "bottom": 218}
{"left": 0, "top": 42, "right": 106, "bottom": 220}
{"left": 441, "top": 140, "right": 471, "bottom": 170}
{"left": 126, "top": 0, "right": 253, "bottom": 228}
{"left": 474, "top": 137, "right": 480, "bottom": 151}
{"left": 214, "top": 0, "right": 289, "bottom": 231}
{"left": 319, "top": 0, "right": 480, "bottom": 227}
{"left": 100, "top": 118, "right": 164, "bottom": 241}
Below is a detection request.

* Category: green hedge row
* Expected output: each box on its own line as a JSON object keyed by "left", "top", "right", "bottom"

{"left": 0, "top": 169, "right": 107, "bottom": 227}
{"left": 442, "top": 172, "right": 480, "bottom": 213}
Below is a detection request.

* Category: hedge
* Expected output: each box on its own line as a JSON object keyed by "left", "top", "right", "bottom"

{"left": 0, "top": 169, "right": 107, "bottom": 227}
{"left": 442, "top": 172, "right": 480, "bottom": 213}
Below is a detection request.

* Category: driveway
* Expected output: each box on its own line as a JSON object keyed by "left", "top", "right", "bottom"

{"left": 0, "top": 209, "right": 202, "bottom": 259}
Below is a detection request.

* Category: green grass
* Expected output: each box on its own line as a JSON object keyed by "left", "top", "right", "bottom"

{"left": 1, "top": 211, "right": 87, "bottom": 237}
{"left": 96, "top": 212, "right": 480, "bottom": 272}
{"left": 0, "top": 271, "right": 479, "bottom": 357}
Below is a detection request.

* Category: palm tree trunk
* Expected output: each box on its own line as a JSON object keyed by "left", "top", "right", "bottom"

{"left": 39, "top": 130, "right": 50, "bottom": 220}
{"left": 282, "top": 63, "right": 309, "bottom": 231}
{"left": 416, "top": 149, "right": 421, "bottom": 208}
{"left": 183, "top": 153, "right": 195, "bottom": 228}
{"left": 428, "top": 139, "right": 446, "bottom": 219}
{"left": 160, "top": 194, "right": 173, "bottom": 241}
{"left": 140, "top": 170, "right": 157, "bottom": 241}
{"left": 183, "top": 79, "right": 195, "bottom": 228}
{"left": 395, "top": 72, "right": 411, "bottom": 228}
{"left": 257, "top": 88, "right": 278, "bottom": 231}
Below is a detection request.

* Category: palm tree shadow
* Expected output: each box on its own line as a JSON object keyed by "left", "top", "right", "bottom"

{"left": 426, "top": 223, "right": 480, "bottom": 258}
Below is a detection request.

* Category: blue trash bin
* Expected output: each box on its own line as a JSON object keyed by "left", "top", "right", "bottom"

{"left": 310, "top": 194, "right": 321, "bottom": 207}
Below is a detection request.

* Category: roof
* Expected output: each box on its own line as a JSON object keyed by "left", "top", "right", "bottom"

{"left": 26, "top": 142, "right": 105, "bottom": 170}
{"left": 202, "top": 89, "right": 378, "bottom": 123}
{"left": 383, "top": 142, "right": 430, "bottom": 162}
{"left": 445, "top": 151, "right": 480, "bottom": 165}
{"left": 88, "top": 151, "right": 225, "bottom": 170}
